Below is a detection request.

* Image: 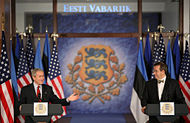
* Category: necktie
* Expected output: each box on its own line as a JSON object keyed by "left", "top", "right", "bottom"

{"left": 37, "top": 86, "right": 41, "bottom": 102}
{"left": 158, "top": 80, "right": 164, "bottom": 84}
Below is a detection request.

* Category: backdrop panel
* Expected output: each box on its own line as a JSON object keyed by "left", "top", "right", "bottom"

{"left": 58, "top": 38, "right": 138, "bottom": 114}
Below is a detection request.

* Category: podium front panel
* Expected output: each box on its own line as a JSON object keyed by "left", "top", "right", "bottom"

{"left": 21, "top": 104, "right": 63, "bottom": 116}
{"left": 145, "top": 104, "right": 188, "bottom": 116}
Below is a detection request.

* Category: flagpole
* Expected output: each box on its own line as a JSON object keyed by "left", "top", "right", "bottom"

{"left": 46, "top": 26, "right": 48, "bottom": 33}
{"left": 1, "top": 13, "right": 5, "bottom": 32}
{"left": 153, "top": 32, "right": 159, "bottom": 41}
{"left": 147, "top": 25, "right": 150, "bottom": 33}
{"left": 0, "top": 13, "right": 3, "bottom": 115}
{"left": 26, "top": 24, "right": 33, "bottom": 34}
{"left": 51, "top": 33, "right": 58, "bottom": 42}
{"left": 1, "top": 13, "right": 5, "bottom": 59}
{"left": 19, "top": 32, "right": 26, "bottom": 40}
{"left": 157, "top": 24, "right": 165, "bottom": 33}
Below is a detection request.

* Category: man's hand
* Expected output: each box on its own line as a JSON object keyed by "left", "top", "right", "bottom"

{"left": 141, "top": 106, "right": 146, "bottom": 113}
{"left": 67, "top": 93, "right": 80, "bottom": 101}
{"left": 19, "top": 105, "right": 22, "bottom": 111}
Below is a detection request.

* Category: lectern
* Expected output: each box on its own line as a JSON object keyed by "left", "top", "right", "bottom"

{"left": 145, "top": 104, "right": 188, "bottom": 122}
{"left": 20, "top": 104, "right": 63, "bottom": 122}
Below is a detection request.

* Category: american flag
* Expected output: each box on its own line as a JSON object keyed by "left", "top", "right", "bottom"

{"left": 16, "top": 47, "right": 32, "bottom": 123}
{"left": 26, "top": 34, "right": 35, "bottom": 71}
{"left": 152, "top": 40, "right": 158, "bottom": 65}
{"left": 0, "top": 31, "right": 14, "bottom": 123}
{"left": 154, "top": 34, "right": 166, "bottom": 63}
{"left": 47, "top": 41, "right": 67, "bottom": 122}
{"left": 179, "top": 41, "right": 190, "bottom": 122}
{"left": 151, "top": 34, "right": 166, "bottom": 78}
{"left": 17, "top": 47, "right": 32, "bottom": 95}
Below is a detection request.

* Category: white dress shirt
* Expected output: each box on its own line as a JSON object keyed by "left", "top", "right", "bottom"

{"left": 157, "top": 76, "right": 166, "bottom": 100}
{"left": 33, "top": 82, "right": 42, "bottom": 98}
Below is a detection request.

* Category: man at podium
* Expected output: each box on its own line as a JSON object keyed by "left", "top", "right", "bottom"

{"left": 19, "top": 68, "right": 79, "bottom": 123}
{"left": 141, "top": 62, "right": 186, "bottom": 123}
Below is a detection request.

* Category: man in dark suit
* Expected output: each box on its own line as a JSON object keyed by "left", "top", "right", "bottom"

{"left": 19, "top": 68, "right": 79, "bottom": 123}
{"left": 141, "top": 62, "right": 186, "bottom": 123}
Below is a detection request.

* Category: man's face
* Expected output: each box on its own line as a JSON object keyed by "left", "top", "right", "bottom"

{"left": 153, "top": 65, "right": 165, "bottom": 80}
{"left": 32, "top": 71, "right": 44, "bottom": 85}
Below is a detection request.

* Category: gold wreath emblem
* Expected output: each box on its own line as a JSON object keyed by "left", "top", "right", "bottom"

{"left": 35, "top": 104, "right": 46, "bottom": 114}
{"left": 161, "top": 103, "right": 173, "bottom": 114}
{"left": 65, "top": 45, "right": 127, "bottom": 104}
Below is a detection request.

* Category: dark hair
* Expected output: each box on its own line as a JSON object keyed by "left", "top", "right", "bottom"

{"left": 154, "top": 62, "right": 168, "bottom": 74}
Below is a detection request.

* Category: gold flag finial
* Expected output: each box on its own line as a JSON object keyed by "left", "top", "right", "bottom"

{"left": 38, "top": 37, "right": 40, "bottom": 41}
{"left": 151, "top": 33, "right": 154, "bottom": 38}
{"left": 184, "top": 33, "right": 190, "bottom": 40}
{"left": 169, "top": 36, "right": 171, "bottom": 40}
{"left": 1, "top": 13, "right": 5, "bottom": 31}
{"left": 46, "top": 26, "right": 48, "bottom": 33}
{"left": 26, "top": 24, "right": 33, "bottom": 33}
{"left": 16, "top": 28, "right": 19, "bottom": 33}
{"left": 147, "top": 25, "right": 150, "bottom": 32}
{"left": 157, "top": 24, "right": 165, "bottom": 33}
{"left": 51, "top": 33, "right": 59, "bottom": 41}
{"left": 154, "top": 32, "right": 159, "bottom": 40}
{"left": 19, "top": 32, "right": 26, "bottom": 40}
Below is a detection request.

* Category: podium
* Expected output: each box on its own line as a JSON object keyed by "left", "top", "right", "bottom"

{"left": 20, "top": 104, "right": 63, "bottom": 122}
{"left": 145, "top": 104, "right": 188, "bottom": 122}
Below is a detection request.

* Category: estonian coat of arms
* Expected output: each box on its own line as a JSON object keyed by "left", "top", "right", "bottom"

{"left": 65, "top": 45, "right": 127, "bottom": 104}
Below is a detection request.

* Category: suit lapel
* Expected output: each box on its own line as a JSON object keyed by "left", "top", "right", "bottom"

{"left": 42, "top": 84, "right": 45, "bottom": 100}
{"left": 42, "top": 84, "right": 48, "bottom": 101}
{"left": 161, "top": 77, "right": 169, "bottom": 101}
{"left": 30, "top": 83, "right": 38, "bottom": 101}
{"left": 154, "top": 80, "right": 159, "bottom": 102}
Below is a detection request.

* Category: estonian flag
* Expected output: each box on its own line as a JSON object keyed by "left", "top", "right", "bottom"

{"left": 166, "top": 40, "right": 176, "bottom": 79}
{"left": 144, "top": 33, "right": 152, "bottom": 80}
{"left": 130, "top": 40, "right": 149, "bottom": 123}
{"left": 43, "top": 32, "right": 51, "bottom": 78}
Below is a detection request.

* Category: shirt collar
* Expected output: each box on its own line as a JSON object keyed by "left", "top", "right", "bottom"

{"left": 33, "top": 82, "right": 42, "bottom": 88}
{"left": 158, "top": 76, "right": 166, "bottom": 83}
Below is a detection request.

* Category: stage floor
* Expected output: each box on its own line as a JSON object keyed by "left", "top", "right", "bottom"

{"left": 57, "top": 114, "right": 136, "bottom": 123}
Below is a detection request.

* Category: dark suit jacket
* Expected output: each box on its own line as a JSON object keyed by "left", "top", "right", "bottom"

{"left": 141, "top": 77, "right": 186, "bottom": 123}
{"left": 19, "top": 83, "right": 70, "bottom": 123}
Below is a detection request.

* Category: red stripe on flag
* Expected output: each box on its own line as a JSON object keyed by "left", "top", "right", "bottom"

{"left": 186, "top": 82, "right": 190, "bottom": 90}
{"left": 183, "top": 116, "right": 190, "bottom": 123}
{"left": 179, "top": 78, "right": 190, "bottom": 123}
{"left": 51, "top": 79, "right": 62, "bottom": 99}
{"left": 15, "top": 117, "right": 21, "bottom": 123}
{"left": 63, "top": 106, "right": 67, "bottom": 114}
{"left": 54, "top": 115, "right": 59, "bottom": 120}
{"left": 22, "top": 75, "right": 31, "bottom": 85}
{"left": 5, "top": 80, "right": 14, "bottom": 104}
{"left": 17, "top": 79, "right": 24, "bottom": 89}
{"left": 1, "top": 113, "right": 4, "bottom": 123}
{"left": 179, "top": 81, "right": 190, "bottom": 101}
{"left": 57, "top": 76, "right": 64, "bottom": 91}
{"left": 0, "top": 81, "right": 14, "bottom": 123}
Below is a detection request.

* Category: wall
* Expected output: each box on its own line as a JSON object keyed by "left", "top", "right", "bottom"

{"left": 184, "top": 0, "right": 190, "bottom": 46}
{"left": 16, "top": 2, "right": 165, "bottom": 32}
{"left": 162, "top": 2, "right": 179, "bottom": 32}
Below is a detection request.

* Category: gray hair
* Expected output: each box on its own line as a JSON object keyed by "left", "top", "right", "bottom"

{"left": 31, "top": 68, "right": 44, "bottom": 77}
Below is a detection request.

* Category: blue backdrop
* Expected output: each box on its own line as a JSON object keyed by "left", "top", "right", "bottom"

{"left": 32, "top": 13, "right": 160, "bottom": 33}
{"left": 31, "top": 13, "right": 160, "bottom": 115}
{"left": 58, "top": 38, "right": 138, "bottom": 114}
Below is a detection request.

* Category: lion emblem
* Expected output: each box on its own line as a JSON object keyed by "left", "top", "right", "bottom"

{"left": 65, "top": 44, "right": 127, "bottom": 104}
